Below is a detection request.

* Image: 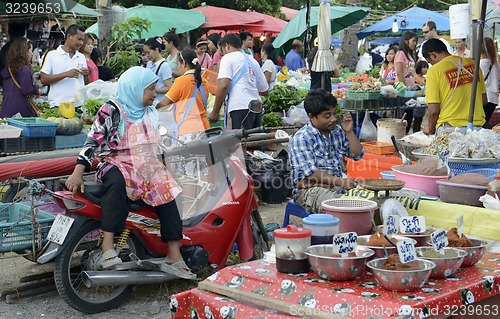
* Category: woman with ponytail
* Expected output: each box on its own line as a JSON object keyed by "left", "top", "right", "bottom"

{"left": 143, "top": 36, "right": 173, "bottom": 102}
{"left": 159, "top": 49, "right": 209, "bottom": 139}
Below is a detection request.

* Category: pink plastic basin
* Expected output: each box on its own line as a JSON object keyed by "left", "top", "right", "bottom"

{"left": 392, "top": 165, "right": 447, "bottom": 196}
{"left": 320, "top": 199, "right": 378, "bottom": 235}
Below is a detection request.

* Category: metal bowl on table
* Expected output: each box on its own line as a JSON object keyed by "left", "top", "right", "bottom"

{"left": 357, "top": 235, "right": 417, "bottom": 259}
{"left": 304, "top": 245, "right": 375, "bottom": 281}
{"left": 415, "top": 247, "right": 468, "bottom": 278}
{"left": 458, "top": 239, "right": 488, "bottom": 267}
{"left": 376, "top": 225, "right": 436, "bottom": 247}
{"left": 366, "top": 258, "right": 436, "bottom": 292}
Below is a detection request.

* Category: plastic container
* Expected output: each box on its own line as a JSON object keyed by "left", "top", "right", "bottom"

{"left": 380, "top": 171, "right": 396, "bottom": 179}
{"left": 0, "top": 203, "right": 55, "bottom": 252}
{"left": 302, "top": 214, "right": 339, "bottom": 245}
{"left": 320, "top": 199, "right": 378, "bottom": 235}
{"left": 458, "top": 168, "right": 497, "bottom": 181}
{"left": 0, "top": 124, "right": 22, "bottom": 139}
{"left": 362, "top": 141, "right": 396, "bottom": 155}
{"left": 377, "top": 118, "right": 407, "bottom": 144}
{"left": 0, "top": 137, "right": 55, "bottom": 154}
{"left": 55, "top": 132, "right": 88, "bottom": 149}
{"left": 437, "top": 179, "right": 487, "bottom": 207}
{"left": 346, "top": 90, "right": 381, "bottom": 101}
{"left": 392, "top": 165, "right": 446, "bottom": 196}
{"left": 274, "top": 225, "right": 312, "bottom": 273}
{"left": 7, "top": 118, "right": 59, "bottom": 137}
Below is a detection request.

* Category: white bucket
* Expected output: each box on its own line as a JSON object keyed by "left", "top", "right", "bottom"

{"left": 377, "top": 118, "right": 407, "bottom": 143}
{"left": 449, "top": 4, "right": 470, "bottom": 40}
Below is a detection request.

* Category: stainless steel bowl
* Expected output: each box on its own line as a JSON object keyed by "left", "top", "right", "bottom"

{"left": 304, "top": 245, "right": 375, "bottom": 281}
{"left": 366, "top": 258, "right": 436, "bottom": 292}
{"left": 415, "top": 247, "right": 468, "bottom": 278}
{"left": 459, "top": 239, "right": 488, "bottom": 267}
{"left": 357, "top": 235, "right": 418, "bottom": 258}
{"left": 377, "top": 225, "right": 436, "bottom": 247}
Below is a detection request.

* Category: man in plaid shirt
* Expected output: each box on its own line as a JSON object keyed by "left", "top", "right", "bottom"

{"left": 289, "top": 89, "right": 364, "bottom": 212}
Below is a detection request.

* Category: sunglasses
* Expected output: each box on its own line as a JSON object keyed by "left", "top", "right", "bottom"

{"left": 422, "top": 31, "right": 429, "bottom": 34}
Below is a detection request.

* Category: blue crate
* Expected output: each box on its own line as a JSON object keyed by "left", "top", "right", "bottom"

{"left": 55, "top": 132, "right": 88, "bottom": 149}
{"left": 0, "top": 203, "right": 55, "bottom": 253}
{"left": 449, "top": 162, "right": 500, "bottom": 175}
{"left": 7, "top": 118, "right": 59, "bottom": 137}
{"left": 457, "top": 168, "right": 497, "bottom": 180}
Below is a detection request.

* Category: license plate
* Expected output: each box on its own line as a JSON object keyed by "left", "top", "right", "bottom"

{"left": 47, "top": 215, "right": 75, "bottom": 244}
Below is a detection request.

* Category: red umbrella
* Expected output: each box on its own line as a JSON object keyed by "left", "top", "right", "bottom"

{"left": 280, "top": 6, "right": 299, "bottom": 21}
{"left": 192, "top": 5, "right": 264, "bottom": 29}
{"left": 240, "top": 12, "right": 288, "bottom": 34}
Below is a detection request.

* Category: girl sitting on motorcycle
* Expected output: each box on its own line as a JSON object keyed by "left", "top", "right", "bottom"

{"left": 65, "top": 66, "right": 195, "bottom": 279}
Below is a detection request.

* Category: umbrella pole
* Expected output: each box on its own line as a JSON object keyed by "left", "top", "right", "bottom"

{"left": 304, "top": 0, "right": 311, "bottom": 64}
{"left": 467, "top": 0, "right": 488, "bottom": 131}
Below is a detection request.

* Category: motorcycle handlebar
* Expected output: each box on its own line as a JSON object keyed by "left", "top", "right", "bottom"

{"left": 235, "top": 126, "right": 266, "bottom": 139}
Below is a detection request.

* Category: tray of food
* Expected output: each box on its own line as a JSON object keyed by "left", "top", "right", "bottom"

{"left": 412, "top": 148, "right": 500, "bottom": 164}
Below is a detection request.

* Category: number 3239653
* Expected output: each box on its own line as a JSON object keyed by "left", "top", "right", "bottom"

{"left": 6, "top": 2, "right": 61, "bottom": 14}
{"left": 443, "top": 304, "right": 499, "bottom": 316}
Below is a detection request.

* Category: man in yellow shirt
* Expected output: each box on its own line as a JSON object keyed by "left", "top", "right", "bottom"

{"left": 421, "top": 39, "right": 486, "bottom": 135}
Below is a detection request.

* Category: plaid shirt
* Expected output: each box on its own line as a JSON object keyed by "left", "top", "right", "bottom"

{"left": 289, "top": 122, "right": 364, "bottom": 185}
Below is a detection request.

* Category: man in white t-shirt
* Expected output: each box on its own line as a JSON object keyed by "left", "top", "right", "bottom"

{"left": 209, "top": 33, "right": 268, "bottom": 129}
{"left": 418, "top": 21, "right": 452, "bottom": 64}
{"left": 40, "top": 24, "right": 88, "bottom": 107}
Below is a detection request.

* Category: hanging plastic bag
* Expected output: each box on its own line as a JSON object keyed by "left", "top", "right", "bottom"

{"left": 359, "top": 110, "right": 377, "bottom": 142}
{"left": 78, "top": 80, "right": 117, "bottom": 101}
{"left": 355, "top": 53, "right": 372, "bottom": 74}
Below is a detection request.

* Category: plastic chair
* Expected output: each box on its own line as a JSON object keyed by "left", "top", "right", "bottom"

{"left": 283, "top": 199, "right": 312, "bottom": 227}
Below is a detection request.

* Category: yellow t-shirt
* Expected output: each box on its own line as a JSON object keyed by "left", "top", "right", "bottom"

{"left": 166, "top": 71, "right": 210, "bottom": 135}
{"left": 426, "top": 55, "right": 486, "bottom": 128}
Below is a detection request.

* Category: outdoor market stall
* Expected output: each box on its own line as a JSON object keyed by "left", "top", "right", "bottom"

{"left": 172, "top": 252, "right": 500, "bottom": 318}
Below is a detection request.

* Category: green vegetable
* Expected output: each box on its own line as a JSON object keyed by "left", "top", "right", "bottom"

{"left": 368, "top": 63, "right": 382, "bottom": 78}
{"left": 263, "top": 84, "right": 308, "bottom": 113}
{"left": 336, "top": 104, "right": 344, "bottom": 119}
{"left": 82, "top": 98, "right": 104, "bottom": 118}
{"left": 262, "top": 112, "right": 283, "bottom": 128}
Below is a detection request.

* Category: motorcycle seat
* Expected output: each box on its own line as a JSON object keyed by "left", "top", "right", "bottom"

{"left": 83, "top": 181, "right": 141, "bottom": 210}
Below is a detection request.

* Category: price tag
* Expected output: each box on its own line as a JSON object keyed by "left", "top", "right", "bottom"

{"left": 400, "top": 216, "right": 426, "bottom": 234}
{"left": 332, "top": 232, "right": 358, "bottom": 255}
{"left": 397, "top": 239, "right": 417, "bottom": 264}
{"left": 383, "top": 215, "right": 399, "bottom": 235}
{"left": 46, "top": 215, "right": 74, "bottom": 245}
{"left": 457, "top": 215, "right": 464, "bottom": 237}
{"left": 431, "top": 228, "right": 448, "bottom": 254}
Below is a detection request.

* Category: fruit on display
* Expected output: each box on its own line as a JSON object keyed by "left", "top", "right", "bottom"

{"left": 343, "top": 73, "right": 378, "bottom": 83}
{"left": 47, "top": 116, "right": 83, "bottom": 135}
{"left": 59, "top": 102, "right": 76, "bottom": 119}
{"left": 347, "top": 81, "right": 381, "bottom": 91}
{"left": 332, "top": 89, "right": 346, "bottom": 100}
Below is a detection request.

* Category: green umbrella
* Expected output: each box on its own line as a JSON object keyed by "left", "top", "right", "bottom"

{"left": 273, "top": 5, "right": 370, "bottom": 53}
{"left": 86, "top": 5, "right": 205, "bottom": 39}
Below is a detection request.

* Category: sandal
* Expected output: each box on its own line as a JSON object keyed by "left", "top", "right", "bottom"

{"left": 160, "top": 260, "right": 196, "bottom": 279}
{"left": 99, "top": 249, "right": 122, "bottom": 269}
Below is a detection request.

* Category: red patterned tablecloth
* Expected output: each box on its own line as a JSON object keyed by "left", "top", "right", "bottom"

{"left": 172, "top": 253, "right": 500, "bottom": 318}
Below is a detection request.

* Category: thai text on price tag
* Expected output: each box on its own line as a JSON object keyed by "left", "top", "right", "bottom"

{"left": 457, "top": 215, "right": 464, "bottom": 236}
{"left": 46, "top": 214, "right": 74, "bottom": 245}
{"left": 431, "top": 228, "right": 448, "bottom": 253}
{"left": 400, "top": 216, "right": 426, "bottom": 234}
{"left": 397, "top": 239, "right": 417, "bottom": 264}
{"left": 383, "top": 215, "right": 399, "bottom": 235}
{"left": 332, "top": 232, "right": 358, "bottom": 255}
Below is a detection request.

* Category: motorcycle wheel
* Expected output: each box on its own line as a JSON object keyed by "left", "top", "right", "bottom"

{"left": 251, "top": 210, "right": 270, "bottom": 260}
{"left": 54, "top": 220, "right": 144, "bottom": 314}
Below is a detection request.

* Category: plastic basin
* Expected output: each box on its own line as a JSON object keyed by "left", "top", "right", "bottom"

{"left": 320, "top": 199, "right": 378, "bottom": 235}
{"left": 392, "top": 165, "right": 447, "bottom": 196}
{"left": 380, "top": 171, "right": 396, "bottom": 179}
{"left": 437, "top": 179, "right": 488, "bottom": 207}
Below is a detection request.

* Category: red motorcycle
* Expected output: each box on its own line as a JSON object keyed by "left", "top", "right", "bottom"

{"left": 37, "top": 126, "right": 269, "bottom": 313}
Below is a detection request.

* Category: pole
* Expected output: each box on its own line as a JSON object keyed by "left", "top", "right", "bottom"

{"left": 304, "top": 0, "right": 311, "bottom": 65}
{"left": 467, "top": 0, "right": 487, "bottom": 131}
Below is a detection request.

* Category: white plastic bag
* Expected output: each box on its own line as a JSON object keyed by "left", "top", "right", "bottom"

{"left": 355, "top": 53, "right": 372, "bottom": 74}
{"left": 359, "top": 110, "right": 377, "bottom": 142}
{"left": 78, "top": 80, "right": 117, "bottom": 101}
{"left": 286, "top": 102, "right": 309, "bottom": 126}
{"left": 479, "top": 194, "right": 500, "bottom": 210}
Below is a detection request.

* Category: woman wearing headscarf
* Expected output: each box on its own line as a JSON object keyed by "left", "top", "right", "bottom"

{"left": 65, "top": 67, "right": 195, "bottom": 279}
{"left": 0, "top": 37, "right": 40, "bottom": 118}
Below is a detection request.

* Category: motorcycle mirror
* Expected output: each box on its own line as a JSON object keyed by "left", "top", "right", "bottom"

{"left": 159, "top": 126, "right": 168, "bottom": 136}
{"left": 248, "top": 100, "right": 263, "bottom": 114}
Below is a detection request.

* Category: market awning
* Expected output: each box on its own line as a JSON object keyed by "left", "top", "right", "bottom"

{"left": 273, "top": 5, "right": 370, "bottom": 52}
{"left": 280, "top": 6, "right": 299, "bottom": 21}
{"left": 357, "top": 6, "right": 449, "bottom": 39}
{"left": 86, "top": 5, "right": 205, "bottom": 38}
{"left": 230, "top": 12, "right": 287, "bottom": 34}
{"left": 191, "top": 5, "right": 264, "bottom": 30}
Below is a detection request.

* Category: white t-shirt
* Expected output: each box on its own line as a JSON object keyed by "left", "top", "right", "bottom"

{"left": 218, "top": 51, "right": 269, "bottom": 112}
{"left": 261, "top": 59, "right": 277, "bottom": 91}
{"left": 480, "top": 58, "right": 500, "bottom": 105}
{"left": 41, "top": 46, "right": 86, "bottom": 107}
{"left": 418, "top": 38, "right": 453, "bottom": 64}
{"left": 147, "top": 58, "right": 172, "bottom": 101}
